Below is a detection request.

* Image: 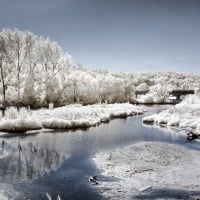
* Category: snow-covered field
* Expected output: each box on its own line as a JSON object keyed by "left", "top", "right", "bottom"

{"left": 143, "top": 95, "right": 200, "bottom": 134}
{"left": 0, "top": 182, "right": 19, "bottom": 200}
{"left": 93, "top": 141, "right": 200, "bottom": 200}
{"left": 0, "top": 103, "right": 143, "bottom": 133}
{"left": 0, "top": 149, "right": 8, "bottom": 159}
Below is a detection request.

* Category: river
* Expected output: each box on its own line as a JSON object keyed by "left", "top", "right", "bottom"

{"left": 0, "top": 105, "right": 198, "bottom": 199}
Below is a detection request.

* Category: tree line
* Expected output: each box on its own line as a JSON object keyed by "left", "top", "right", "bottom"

{"left": 0, "top": 29, "right": 199, "bottom": 109}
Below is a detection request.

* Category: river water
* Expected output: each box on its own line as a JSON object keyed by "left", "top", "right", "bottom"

{"left": 0, "top": 105, "right": 198, "bottom": 199}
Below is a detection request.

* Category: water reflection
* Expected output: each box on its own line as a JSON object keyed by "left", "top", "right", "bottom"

{"left": 0, "top": 139, "right": 69, "bottom": 183}
{"left": 0, "top": 105, "right": 196, "bottom": 199}
{"left": 0, "top": 108, "right": 187, "bottom": 184}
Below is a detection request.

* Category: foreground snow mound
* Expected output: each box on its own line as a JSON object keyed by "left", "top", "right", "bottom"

{"left": 143, "top": 95, "right": 200, "bottom": 133}
{"left": 93, "top": 142, "right": 200, "bottom": 200}
{"left": 0, "top": 103, "right": 143, "bottom": 133}
{"left": 0, "top": 118, "right": 43, "bottom": 133}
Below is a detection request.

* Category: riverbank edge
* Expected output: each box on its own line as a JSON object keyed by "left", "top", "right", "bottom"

{"left": 0, "top": 103, "right": 144, "bottom": 133}
{"left": 142, "top": 95, "right": 200, "bottom": 137}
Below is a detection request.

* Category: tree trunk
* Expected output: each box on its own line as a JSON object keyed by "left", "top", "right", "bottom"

{"left": 0, "top": 58, "right": 6, "bottom": 116}
{"left": 17, "top": 48, "right": 20, "bottom": 111}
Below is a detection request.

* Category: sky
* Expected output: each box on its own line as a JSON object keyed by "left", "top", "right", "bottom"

{"left": 0, "top": 0, "right": 200, "bottom": 73}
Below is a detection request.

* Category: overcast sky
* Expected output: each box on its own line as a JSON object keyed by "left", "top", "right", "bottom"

{"left": 0, "top": 0, "right": 200, "bottom": 73}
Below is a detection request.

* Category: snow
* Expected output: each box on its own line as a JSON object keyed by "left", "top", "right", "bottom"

{"left": 0, "top": 194, "right": 7, "bottom": 200}
{"left": 0, "top": 103, "right": 143, "bottom": 133}
{"left": 93, "top": 141, "right": 200, "bottom": 200}
{"left": 142, "top": 94, "right": 200, "bottom": 133}
{"left": 136, "top": 93, "right": 166, "bottom": 104}
{"left": 169, "top": 96, "right": 177, "bottom": 100}
{"left": 0, "top": 150, "right": 8, "bottom": 159}
{"left": 0, "top": 182, "right": 19, "bottom": 200}
{"left": 0, "top": 193, "right": 8, "bottom": 200}
{"left": 0, "top": 118, "right": 42, "bottom": 133}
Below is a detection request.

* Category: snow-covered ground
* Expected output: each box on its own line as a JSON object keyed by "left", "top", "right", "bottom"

{"left": 0, "top": 182, "right": 19, "bottom": 200}
{"left": 0, "top": 149, "right": 8, "bottom": 159}
{"left": 0, "top": 103, "right": 143, "bottom": 133}
{"left": 93, "top": 141, "right": 200, "bottom": 200}
{"left": 143, "top": 94, "right": 200, "bottom": 134}
{"left": 136, "top": 93, "right": 166, "bottom": 104}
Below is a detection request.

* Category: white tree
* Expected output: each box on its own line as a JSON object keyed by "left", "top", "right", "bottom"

{"left": 23, "top": 74, "right": 36, "bottom": 107}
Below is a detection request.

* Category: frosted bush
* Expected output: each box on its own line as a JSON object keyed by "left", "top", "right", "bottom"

{"left": 49, "top": 103, "right": 54, "bottom": 109}
{"left": 19, "top": 107, "right": 30, "bottom": 119}
{"left": 0, "top": 194, "right": 8, "bottom": 200}
{"left": 167, "top": 118, "right": 179, "bottom": 126}
{"left": 143, "top": 94, "right": 200, "bottom": 133}
{"left": 5, "top": 107, "right": 18, "bottom": 119}
{"left": 0, "top": 103, "right": 143, "bottom": 132}
{"left": 4, "top": 107, "right": 31, "bottom": 120}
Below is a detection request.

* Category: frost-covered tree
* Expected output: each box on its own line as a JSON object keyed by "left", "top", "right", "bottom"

{"left": 37, "top": 37, "right": 63, "bottom": 104}
{"left": 0, "top": 29, "right": 37, "bottom": 108}
{"left": 23, "top": 74, "right": 36, "bottom": 107}
{"left": 136, "top": 82, "right": 149, "bottom": 91}
{"left": 0, "top": 28, "right": 200, "bottom": 107}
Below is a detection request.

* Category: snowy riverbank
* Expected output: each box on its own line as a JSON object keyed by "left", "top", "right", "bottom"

{"left": 0, "top": 103, "right": 143, "bottom": 133}
{"left": 93, "top": 141, "right": 200, "bottom": 200}
{"left": 143, "top": 95, "right": 200, "bottom": 134}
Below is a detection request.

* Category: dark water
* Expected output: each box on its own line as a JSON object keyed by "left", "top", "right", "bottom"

{"left": 0, "top": 105, "right": 199, "bottom": 199}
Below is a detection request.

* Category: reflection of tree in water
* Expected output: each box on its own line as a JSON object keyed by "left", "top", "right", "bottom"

{"left": 0, "top": 140, "right": 69, "bottom": 183}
